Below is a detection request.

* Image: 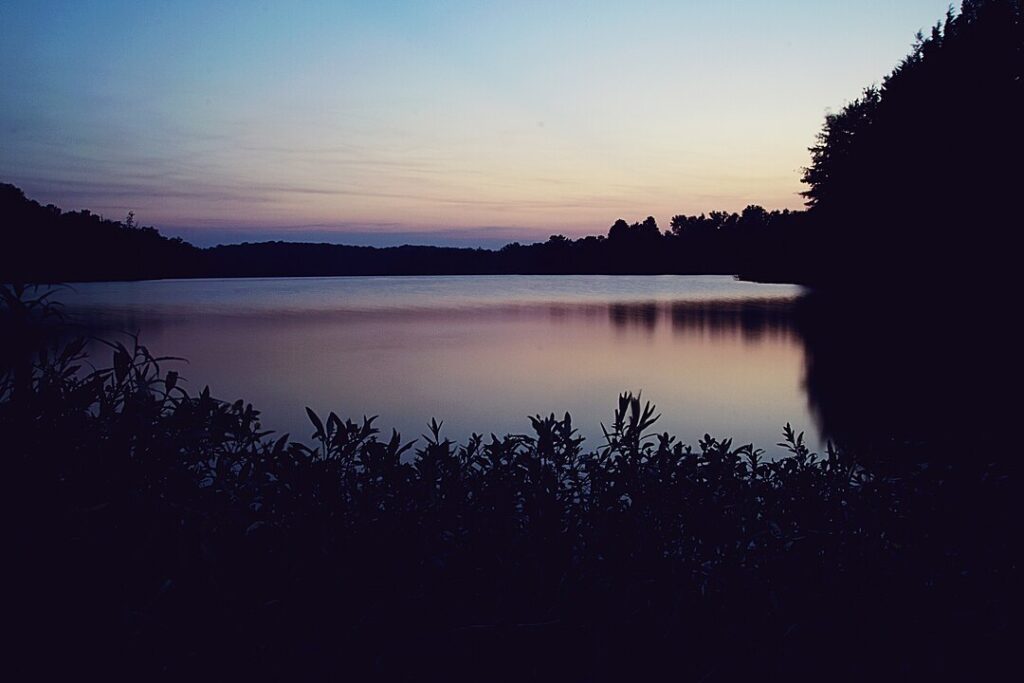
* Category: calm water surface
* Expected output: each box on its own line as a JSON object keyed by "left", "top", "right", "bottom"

{"left": 62, "top": 275, "right": 820, "bottom": 451}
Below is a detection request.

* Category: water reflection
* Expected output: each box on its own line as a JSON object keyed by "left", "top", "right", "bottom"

{"left": 794, "top": 292, "right": 1013, "bottom": 459}
{"left": 592, "top": 299, "right": 798, "bottom": 341}
{"left": 513, "top": 299, "right": 802, "bottom": 342}
{"left": 52, "top": 275, "right": 1003, "bottom": 463}
{"left": 609, "top": 302, "right": 660, "bottom": 331}
{"left": 56, "top": 277, "right": 819, "bottom": 451}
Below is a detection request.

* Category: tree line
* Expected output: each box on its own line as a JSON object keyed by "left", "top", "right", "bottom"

{"left": 4, "top": 0, "right": 1020, "bottom": 291}
{"left": 0, "top": 181, "right": 809, "bottom": 281}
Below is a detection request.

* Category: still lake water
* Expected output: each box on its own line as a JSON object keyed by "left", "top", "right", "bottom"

{"left": 61, "top": 275, "right": 820, "bottom": 451}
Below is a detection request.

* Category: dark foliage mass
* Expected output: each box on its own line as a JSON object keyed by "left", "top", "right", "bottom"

{"left": 1, "top": 183, "right": 807, "bottom": 281}
{"left": 800, "top": 0, "right": 1023, "bottom": 289}
{"left": 0, "top": 184, "right": 201, "bottom": 282}
{"left": 3, "top": 287, "right": 1017, "bottom": 681}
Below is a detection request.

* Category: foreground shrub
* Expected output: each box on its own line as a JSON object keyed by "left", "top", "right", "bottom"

{"left": 2, "top": 287, "right": 1015, "bottom": 681}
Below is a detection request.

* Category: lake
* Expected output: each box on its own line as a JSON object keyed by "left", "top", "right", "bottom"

{"left": 60, "top": 275, "right": 821, "bottom": 452}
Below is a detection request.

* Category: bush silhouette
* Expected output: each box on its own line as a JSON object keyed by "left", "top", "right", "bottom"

{"left": 3, "top": 286, "right": 1015, "bottom": 680}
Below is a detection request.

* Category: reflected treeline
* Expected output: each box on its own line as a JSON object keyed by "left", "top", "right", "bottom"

{"left": 608, "top": 302, "right": 660, "bottom": 331}
{"left": 794, "top": 292, "right": 1016, "bottom": 458}
{"left": 607, "top": 299, "right": 798, "bottom": 341}
{"left": 594, "top": 294, "right": 1019, "bottom": 459}
{"left": 670, "top": 299, "right": 796, "bottom": 341}
{"left": 62, "top": 296, "right": 802, "bottom": 344}
{"left": 603, "top": 296, "right": 1017, "bottom": 458}
{"left": 55, "top": 292, "right": 1007, "bottom": 458}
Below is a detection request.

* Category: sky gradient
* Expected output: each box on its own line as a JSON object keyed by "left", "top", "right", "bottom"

{"left": 1, "top": 1, "right": 955, "bottom": 246}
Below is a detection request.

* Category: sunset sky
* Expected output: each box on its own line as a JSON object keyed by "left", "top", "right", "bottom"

{"left": 2, "top": 1, "right": 954, "bottom": 247}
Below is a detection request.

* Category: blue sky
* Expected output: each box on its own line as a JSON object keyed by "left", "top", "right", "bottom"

{"left": 1, "top": 1, "right": 955, "bottom": 246}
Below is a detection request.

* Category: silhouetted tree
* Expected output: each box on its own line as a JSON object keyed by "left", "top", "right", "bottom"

{"left": 739, "top": 204, "right": 769, "bottom": 230}
{"left": 801, "top": 0, "right": 1024, "bottom": 290}
{"left": 607, "top": 218, "right": 631, "bottom": 241}
{"left": 634, "top": 215, "right": 661, "bottom": 239}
